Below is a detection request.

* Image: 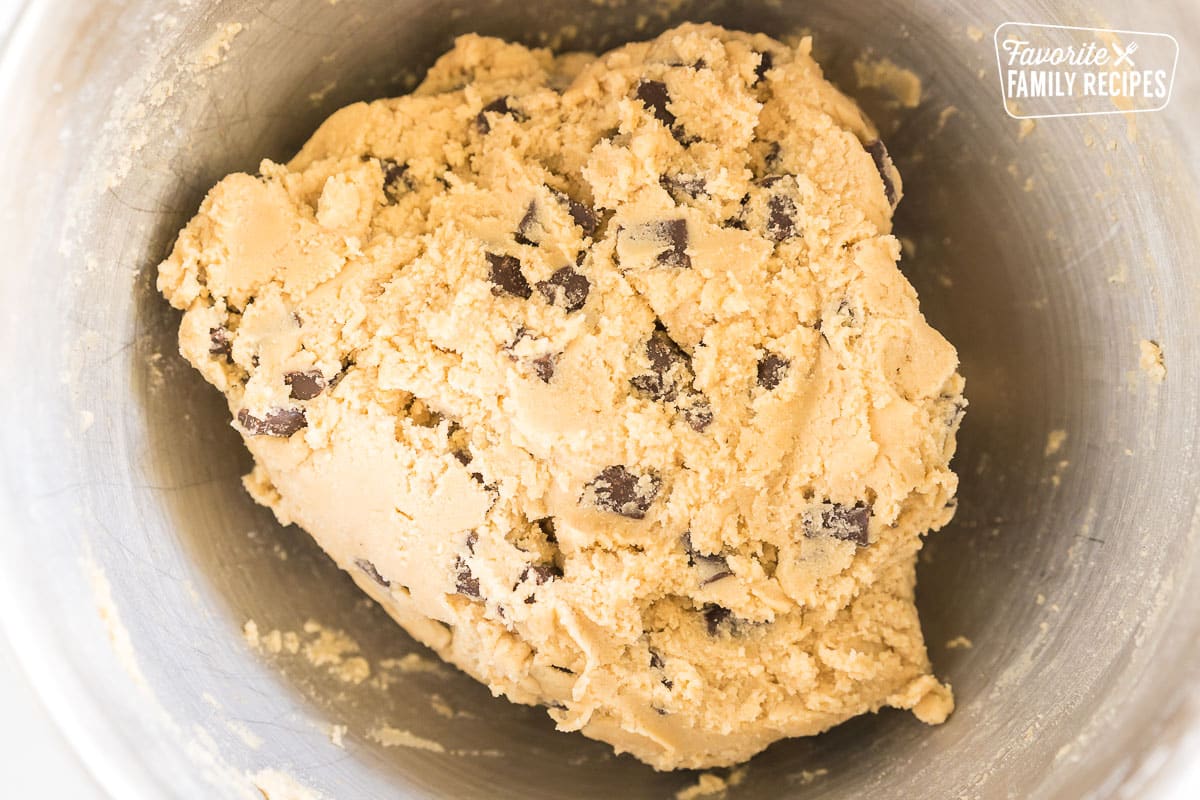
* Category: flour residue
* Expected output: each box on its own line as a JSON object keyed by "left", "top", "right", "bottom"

{"left": 251, "top": 769, "right": 327, "bottom": 800}
{"left": 197, "top": 22, "right": 244, "bottom": 70}
{"left": 84, "top": 558, "right": 149, "bottom": 689}
{"left": 242, "top": 619, "right": 370, "bottom": 684}
{"left": 1138, "top": 339, "right": 1166, "bottom": 384}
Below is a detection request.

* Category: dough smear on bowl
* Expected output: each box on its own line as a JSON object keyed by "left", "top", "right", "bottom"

{"left": 158, "top": 22, "right": 965, "bottom": 770}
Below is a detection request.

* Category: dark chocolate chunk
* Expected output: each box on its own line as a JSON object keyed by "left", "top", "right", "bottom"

{"left": 567, "top": 199, "right": 597, "bottom": 236}
{"left": 453, "top": 449, "right": 473, "bottom": 466}
{"left": 636, "top": 79, "right": 676, "bottom": 128}
{"left": 475, "top": 96, "right": 522, "bottom": 134}
{"left": 682, "top": 399, "right": 713, "bottom": 432}
{"left": 381, "top": 159, "right": 410, "bottom": 203}
{"left": 536, "top": 517, "right": 558, "bottom": 544}
{"left": 515, "top": 201, "right": 539, "bottom": 246}
{"left": 764, "top": 141, "right": 782, "bottom": 172}
{"left": 285, "top": 370, "right": 327, "bottom": 401}
{"left": 354, "top": 558, "right": 390, "bottom": 588}
{"left": 583, "top": 465, "right": 661, "bottom": 519}
{"left": 236, "top": 407, "right": 307, "bottom": 438}
{"left": 632, "top": 328, "right": 688, "bottom": 402}
{"left": 535, "top": 266, "right": 591, "bottom": 312}
{"left": 723, "top": 216, "right": 748, "bottom": 231}
{"left": 531, "top": 354, "right": 557, "bottom": 383}
{"left": 649, "top": 649, "right": 664, "bottom": 670}
{"left": 756, "top": 353, "right": 790, "bottom": 390}
{"left": 548, "top": 189, "right": 598, "bottom": 237}
{"left": 631, "top": 327, "right": 713, "bottom": 432}
{"left": 520, "top": 563, "right": 562, "bottom": 587}
{"left": 454, "top": 556, "right": 480, "bottom": 598}
{"left": 754, "top": 50, "right": 774, "bottom": 85}
{"left": 865, "top": 139, "right": 899, "bottom": 208}
{"left": 657, "top": 218, "right": 691, "bottom": 269}
{"left": 702, "top": 605, "right": 733, "bottom": 635}
{"left": 767, "top": 194, "right": 799, "bottom": 242}
{"left": 807, "top": 502, "right": 872, "bottom": 546}
{"left": 209, "top": 327, "right": 233, "bottom": 362}
{"left": 551, "top": 665, "right": 575, "bottom": 674}
{"left": 682, "top": 533, "right": 733, "bottom": 585}
{"left": 660, "top": 174, "right": 706, "bottom": 203}
{"left": 486, "top": 253, "right": 532, "bottom": 299}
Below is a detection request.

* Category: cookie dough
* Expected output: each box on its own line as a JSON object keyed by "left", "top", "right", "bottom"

{"left": 158, "top": 23, "right": 965, "bottom": 770}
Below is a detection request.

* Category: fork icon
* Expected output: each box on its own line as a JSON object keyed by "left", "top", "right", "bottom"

{"left": 1112, "top": 41, "right": 1139, "bottom": 67}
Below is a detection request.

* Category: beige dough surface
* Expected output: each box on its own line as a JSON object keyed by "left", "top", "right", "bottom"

{"left": 158, "top": 23, "right": 965, "bottom": 770}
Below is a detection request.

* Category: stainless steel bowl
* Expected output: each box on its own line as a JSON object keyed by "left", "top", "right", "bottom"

{"left": 2, "top": 1, "right": 1198, "bottom": 797}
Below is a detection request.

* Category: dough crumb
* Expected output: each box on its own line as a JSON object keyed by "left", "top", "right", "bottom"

{"left": 328, "top": 724, "right": 347, "bottom": 749}
{"left": 966, "top": 25, "right": 985, "bottom": 42}
{"left": 675, "top": 766, "right": 746, "bottom": 800}
{"left": 945, "top": 635, "right": 973, "bottom": 650}
{"left": 1044, "top": 429, "right": 1068, "bottom": 457}
{"left": 368, "top": 726, "right": 446, "bottom": 753}
{"left": 854, "top": 54, "right": 922, "bottom": 107}
{"left": 1138, "top": 339, "right": 1166, "bottom": 383}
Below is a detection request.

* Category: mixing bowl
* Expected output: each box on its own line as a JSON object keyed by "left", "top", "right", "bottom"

{"left": 1, "top": 0, "right": 1198, "bottom": 797}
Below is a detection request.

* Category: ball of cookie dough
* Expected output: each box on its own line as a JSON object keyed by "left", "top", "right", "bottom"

{"left": 158, "top": 23, "right": 965, "bottom": 770}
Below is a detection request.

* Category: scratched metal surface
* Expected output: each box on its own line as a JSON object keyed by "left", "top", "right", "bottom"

{"left": 0, "top": 1, "right": 1198, "bottom": 798}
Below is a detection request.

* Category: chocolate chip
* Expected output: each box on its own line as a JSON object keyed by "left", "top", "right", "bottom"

{"left": 454, "top": 556, "right": 480, "bottom": 598}
{"left": 767, "top": 194, "right": 799, "bottom": 242}
{"left": 807, "top": 502, "right": 872, "bottom": 546}
{"left": 514, "top": 201, "right": 539, "bottom": 246}
{"left": 636, "top": 79, "right": 676, "bottom": 128}
{"left": 723, "top": 217, "right": 748, "bottom": 231}
{"left": 521, "top": 563, "right": 560, "bottom": 602}
{"left": 682, "top": 532, "right": 733, "bottom": 585}
{"left": 531, "top": 354, "right": 557, "bottom": 383}
{"left": 764, "top": 141, "right": 782, "bottom": 172}
{"left": 236, "top": 407, "right": 306, "bottom": 437}
{"left": 209, "top": 327, "right": 233, "bottom": 362}
{"left": 682, "top": 400, "right": 713, "bottom": 433}
{"left": 475, "top": 96, "right": 522, "bottom": 134}
{"left": 583, "top": 465, "right": 661, "bottom": 519}
{"left": 453, "top": 450, "right": 472, "bottom": 466}
{"left": 660, "top": 174, "right": 706, "bottom": 204}
{"left": 355, "top": 558, "right": 390, "bottom": 588}
{"left": 535, "top": 266, "right": 590, "bottom": 312}
{"left": 285, "top": 370, "right": 327, "bottom": 400}
{"left": 465, "top": 531, "right": 479, "bottom": 553}
{"left": 632, "top": 328, "right": 688, "bottom": 402}
{"left": 536, "top": 517, "right": 557, "bottom": 544}
{"left": 648, "top": 648, "right": 674, "bottom": 687}
{"left": 754, "top": 50, "right": 774, "bottom": 85}
{"left": 568, "top": 199, "right": 597, "bottom": 236}
{"left": 702, "top": 605, "right": 733, "bottom": 635}
{"left": 381, "top": 159, "right": 410, "bottom": 203}
{"left": 865, "top": 139, "right": 899, "bottom": 208}
{"left": 486, "top": 253, "right": 532, "bottom": 299}
{"left": 657, "top": 219, "right": 690, "bottom": 268}
{"left": 632, "top": 327, "right": 713, "bottom": 432}
{"left": 756, "top": 353, "right": 790, "bottom": 390}
{"left": 619, "top": 221, "right": 691, "bottom": 269}
{"left": 551, "top": 665, "right": 575, "bottom": 674}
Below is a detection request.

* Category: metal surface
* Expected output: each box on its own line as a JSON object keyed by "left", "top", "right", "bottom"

{"left": 1, "top": 1, "right": 1198, "bottom": 798}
